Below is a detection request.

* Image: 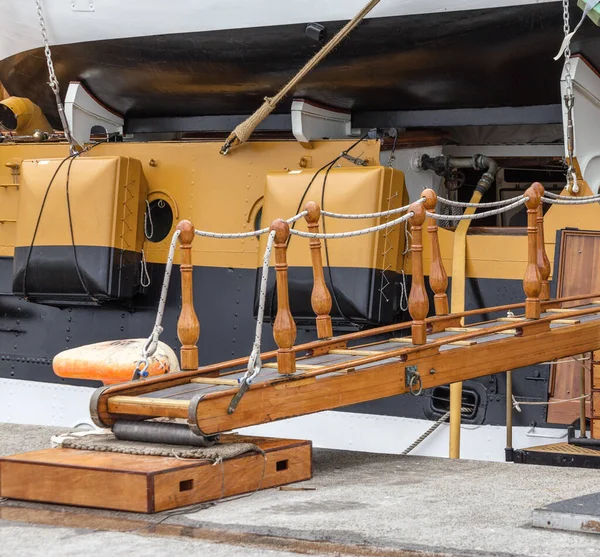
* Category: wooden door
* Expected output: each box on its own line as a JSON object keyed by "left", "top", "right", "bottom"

{"left": 547, "top": 230, "right": 600, "bottom": 425}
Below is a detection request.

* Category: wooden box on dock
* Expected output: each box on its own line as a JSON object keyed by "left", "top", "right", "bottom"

{"left": 0, "top": 435, "right": 312, "bottom": 513}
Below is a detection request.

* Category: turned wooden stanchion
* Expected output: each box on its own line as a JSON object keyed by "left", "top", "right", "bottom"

{"left": 408, "top": 201, "right": 429, "bottom": 344}
{"left": 523, "top": 186, "right": 543, "bottom": 319}
{"left": 304, "top": 202, "right": 333, "bottom": 339}
{"left": 176, "top": 220, "right": 200, "bottom": 371}
{"left": 531, "top": 182, "right": 551, "bottom": 301}
{"left": 270, "top": 219, "right": 297, "bottom": 374}
{"left": 422, "top": 189, "right": 449, "bottom": 316}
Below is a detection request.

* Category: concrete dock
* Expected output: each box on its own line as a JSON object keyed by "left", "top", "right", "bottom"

{"left": 1, "top": 423, "right": 600, "bottom": 557}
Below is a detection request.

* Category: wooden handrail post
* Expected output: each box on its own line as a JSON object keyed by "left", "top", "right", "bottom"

{"left": 531, "top": 182, "right": 551, "bottom": 301}
{"left": 270, "top": 219, "right": 297, "bottom": 374}
{"left": 176, "top": 220, "right": 200, "bottom": 371}
{"left": 408, "top": 201, "right": 429, "bottom": 344}
{"left": 422, "top": 189, "right": 449, "bottom": 316}
{"left": 524, "top": 186, "right": 542, "bottom": 319}
{"left": 304, "top": 202, "right": 333, "bottom": 339}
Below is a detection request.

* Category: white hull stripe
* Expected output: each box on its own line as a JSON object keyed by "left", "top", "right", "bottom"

{"left": 1, "top": 0, "right": 559, "bottom": 61}
{"left": 0, "top": 378, "right": 567, "bottom": 463}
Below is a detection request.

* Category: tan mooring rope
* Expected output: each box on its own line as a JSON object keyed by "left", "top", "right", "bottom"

{"left": 220, "top": 0, "right": 382, "bottom": 154}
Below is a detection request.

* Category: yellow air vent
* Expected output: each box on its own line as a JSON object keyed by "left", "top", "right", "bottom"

{"left": 12, "top": 156, "right": 148, "bottom": 304}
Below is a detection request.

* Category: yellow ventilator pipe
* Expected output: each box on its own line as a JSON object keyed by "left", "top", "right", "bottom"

{"left": 449, "top": 189, "right": 483, "bottom": 459}
{"left": 0, "top": 96, "right": 53, "bottom": 135}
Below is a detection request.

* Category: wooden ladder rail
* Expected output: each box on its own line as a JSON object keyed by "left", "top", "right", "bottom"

{"left": 176, "top": 220, "right": 200, "bottom": 371}
{"left": 532, "top": 182, "right": 551, "bottom": 301}
{"left": 304, "top": 202, "right": 333, "bottom": 339}
{"left": 408, "top": 200, "right": 429, "bottom": 344}
{"left": 270, "top": 219, "right": 297, "bottom": 374}
{"left": 423, "top": 189, "right": 449, "bottom": 316}
{"left": 523, "top": 185, "right": 543, "bottom": 319}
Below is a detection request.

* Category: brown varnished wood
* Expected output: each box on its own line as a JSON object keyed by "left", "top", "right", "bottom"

{"left": 423, "top": 189, "right": 449, "bottom": 316}
{"left": 104, "top": 305, "right": 600, "bottom": 427}
{"left": 0, "top": 438, "right": 312, "bottom": 513}
{"left": 187, "top": 314, "right": 600, "bottom": 434}
{"left": 533, "top": 183, "right": 551, "bottom": 301}
{"left": 92, "top": 293, "right": 600, "bottom": 427}
{"left": 408, "top": 201, "right": 429, "bottom": 344}
{"left": 523, "top": 186, "right": 542, "bottom": 319}
{"left": 176, "top": 220, "right": 200, "bottom": 371}
{"left": 548, "top": 230, "right": 600, "bottom": 425}
{"left": 271, "top": 219, "right": 296, "bottom": 374}
{"left": 304, "top": 202, "right": 333, "bottom": 339}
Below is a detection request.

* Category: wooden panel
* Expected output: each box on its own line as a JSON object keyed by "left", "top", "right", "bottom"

{"left": 153, "top": 443, "right": 311, "bottom": 512}
{"left": 0, "top": 437, "right": 312, "bottom": 513}
{"left": 548, "top": 230, "right": 600, "bottom": 424}
{"left": 0, "top": 460, "right": 149, "bottom": 513}
{"left": 592, "top": 392, "right": 600, "bottom": 419}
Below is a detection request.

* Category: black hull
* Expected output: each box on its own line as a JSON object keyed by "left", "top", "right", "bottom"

{"left": 1, "top": 2, "right": 599, "bottom": 130}
{"left": 0, "top": 255, "right": 553, "bottom": 430}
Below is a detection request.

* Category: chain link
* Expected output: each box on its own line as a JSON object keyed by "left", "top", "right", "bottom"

{"left": 34, "top": 0, "right": 76, "bottom": 151}
{"left": 560, "top": 0, "right": 577, "bottom": 192}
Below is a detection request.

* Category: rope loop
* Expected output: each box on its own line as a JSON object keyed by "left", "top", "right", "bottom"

{"left": 408, "top": 374, "right": 423, "bottom": 397}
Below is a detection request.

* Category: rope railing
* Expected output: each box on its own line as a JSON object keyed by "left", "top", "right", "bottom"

{"left": 427, "top": 196, "right": 529, "bottom": 221}
{"left": 545, "top": 190, "right": 600, "bottom": 200}
{"left": 321, "top": 198, "right": 423, "bottom": 219}
{"left": 437, "top": 196, "right": 520, "bottom": 208}
{"left": 542, "top": 195, "right": 600, "bottom": 205}
{"left": 141, "top": 182, "right": 558, "bottom": 402}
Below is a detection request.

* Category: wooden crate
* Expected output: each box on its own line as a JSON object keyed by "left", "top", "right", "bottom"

{"left": 0, "top": 435, "right": 312, "bottom": 513}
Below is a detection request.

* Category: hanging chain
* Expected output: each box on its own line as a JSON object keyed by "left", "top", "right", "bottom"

{"left": 561, "top": 0, "right": 578, "bottom": 193}
{"left": 34, "top": 0, "right": 76, "bottom": 152}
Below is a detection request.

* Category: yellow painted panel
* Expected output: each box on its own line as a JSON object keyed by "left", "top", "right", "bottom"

{"left": 15, "top": 156, "right": 147, "bottom": 252}
{"left": 260, "top": 166, "right": 407, "bottom": 269}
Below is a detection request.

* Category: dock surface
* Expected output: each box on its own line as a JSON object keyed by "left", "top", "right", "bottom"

{"left": 1, "top": 423, "right": 600, "bottom": 556}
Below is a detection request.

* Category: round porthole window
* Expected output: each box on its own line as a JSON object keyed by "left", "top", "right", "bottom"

{"left": 145, "top": 199, "right": 173, "bottom": 243}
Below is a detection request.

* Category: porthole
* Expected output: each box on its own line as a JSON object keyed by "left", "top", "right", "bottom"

{"left": 145, "top": 199, "right": 173, "bottom": 243}
{"left": 254, "top": 207, "right": 263, "bottom": 232}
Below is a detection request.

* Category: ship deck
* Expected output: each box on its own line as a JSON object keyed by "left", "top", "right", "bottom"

{"left": 1, "top": 422, "right": 600, "bottom": 557}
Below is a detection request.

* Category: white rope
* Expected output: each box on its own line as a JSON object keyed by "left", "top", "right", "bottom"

{"left": 290, "top": 211, "right": 414, "bottom": 239}
{"left": 512, "top": 394, "right": 588, "bottom": 411}
{"left": 194, "top": 211, "right": 307, "bottom": 240}
{"left": 239, "top": 230, "right": 277, "bottom": 385}
{"left": 139, "top": 229, "right": 181, "bottom": 368}
{"left": 544, "top": 191, "right": 600, "bottom": 200}
{"left": 542, "top": 195, "right": 600, "bottom": 205}
{"left": 437, "top": 196, "right": 519, "bottom": 208}
{"left": 427, "top": 196, "right": 528, "bottom": 221}
{"left": 321, "top": 199, "right": 422, "bottom": 219}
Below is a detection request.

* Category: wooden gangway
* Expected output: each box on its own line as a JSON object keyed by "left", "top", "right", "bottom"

{"left": 90, "top": 185, "right": 600, "bottom": 442}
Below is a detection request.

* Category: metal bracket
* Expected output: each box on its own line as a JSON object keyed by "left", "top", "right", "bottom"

{"left": 89, "top": 385, "right": 113, "bottom": 428}
{"left": 405, "top": 365, "right": 423, "bottom": 396}
{"left": 187, "top": 394, "right": 220, "bottom": 445}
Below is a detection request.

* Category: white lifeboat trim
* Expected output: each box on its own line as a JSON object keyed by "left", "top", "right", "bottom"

{"left": 1, "top": 0, "right": 560, "bottom": 62}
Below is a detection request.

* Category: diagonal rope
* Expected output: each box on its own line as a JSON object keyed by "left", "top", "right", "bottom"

{"left": 220, "top": 0, "right": 382, "bottom": 154}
